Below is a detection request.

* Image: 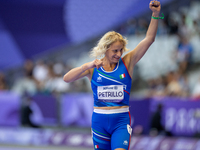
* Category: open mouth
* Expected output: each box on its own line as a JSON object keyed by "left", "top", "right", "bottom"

{"left": 114, "top": 57, "right": 120, "bottom": 61}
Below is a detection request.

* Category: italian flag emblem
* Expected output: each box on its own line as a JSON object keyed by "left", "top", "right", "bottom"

{"left": 120, "top": 73, "right": 126, "bottom": 79}
{"left": 95, "top": 145, "right": 99, "bottom": 149}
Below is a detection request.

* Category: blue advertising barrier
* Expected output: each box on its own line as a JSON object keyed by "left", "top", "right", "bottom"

{"left": 0, "top": 91, "right": 21, "bottom": 127}
{"left": 0, "top": 92, "right": 200, "bottom": 137}
{"left": 32, "top": 94, "right": 58, "bottom": 126}
{"left": 0, "top": 92, "right": 58, "bottom": 127}
{"left": 60, "top": 94, "right": 200, "bottom": 137}
{"left": 150, "top": 97, "right": 200, "bottom": 137}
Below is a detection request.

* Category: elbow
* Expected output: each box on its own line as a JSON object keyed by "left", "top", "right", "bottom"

{"left": 146, "top": 36, "right": 155, "bottom": 44}
{"left": 148, "top": 38, "right": 155, "bottom": 46}
{"left": 152, "top": 38, "right": 155, "bottom": 43}
{"left": 150, "top": 37, "right": 155, "bottom": 44}
{"left": 63, "top": 75, "right": 70, "bottom": 83}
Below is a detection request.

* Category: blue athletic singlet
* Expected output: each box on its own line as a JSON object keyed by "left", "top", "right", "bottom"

{"left": 91, "top": 57, "right": 132, "bottom": 107}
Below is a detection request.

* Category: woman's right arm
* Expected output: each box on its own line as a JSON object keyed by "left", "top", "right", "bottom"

{"left": 63, "top": 59, "right": 104, "bottom": 83}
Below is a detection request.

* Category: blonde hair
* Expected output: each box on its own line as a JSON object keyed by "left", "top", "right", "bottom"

{"left": 90, "top": 31, "right": 129, "bottom": 58}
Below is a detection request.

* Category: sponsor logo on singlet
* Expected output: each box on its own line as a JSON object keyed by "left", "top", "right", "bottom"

{"left": 97, "top": 76, "right": 102, "bottom": 82}
{"left": 97, "top": 85, "right": 124, "bottom": 101}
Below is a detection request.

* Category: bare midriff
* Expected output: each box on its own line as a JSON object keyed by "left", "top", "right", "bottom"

{"left": 94, "top": 105, "right": 129, "bottom": 110}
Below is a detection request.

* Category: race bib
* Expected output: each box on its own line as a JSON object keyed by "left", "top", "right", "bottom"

{"left": 97, "top": 85, "right": 124, "bottom": 102}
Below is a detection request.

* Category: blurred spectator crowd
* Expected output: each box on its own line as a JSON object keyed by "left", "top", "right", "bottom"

{"left": 117, "top": 0, "right": 200, "bottom": 38}
{"left": 8, "top": 59, "right": 91, "bottom": 97}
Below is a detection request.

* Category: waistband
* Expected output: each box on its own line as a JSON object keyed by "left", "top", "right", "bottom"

{"left": 94, "top": 107, "right": 129, "bottom": 114}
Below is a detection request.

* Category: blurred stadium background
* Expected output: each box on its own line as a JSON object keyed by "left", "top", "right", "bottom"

{"left": 0, "top": 0, "right": 200, "bottom": 149}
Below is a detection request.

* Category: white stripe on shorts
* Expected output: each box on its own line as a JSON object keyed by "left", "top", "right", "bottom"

{"left": 94, "top": 107, "right": 129, "bottom": 114}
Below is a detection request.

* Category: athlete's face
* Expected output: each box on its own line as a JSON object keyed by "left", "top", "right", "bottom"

{"left": 105, "top": 41, "right": 123, "bottom": 63}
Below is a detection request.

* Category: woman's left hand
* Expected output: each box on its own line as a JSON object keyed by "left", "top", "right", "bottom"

{"left": 149, "top": 0, "right": 161, "bottom": 16}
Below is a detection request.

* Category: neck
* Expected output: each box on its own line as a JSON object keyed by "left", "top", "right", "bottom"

{"left": 101, "top": 58, "right": 117, "bottom": 71}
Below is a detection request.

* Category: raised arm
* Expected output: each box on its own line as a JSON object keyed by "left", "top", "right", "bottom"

{"left": 123, "top": 0, "right": 161, "bottom": 74}
{"left": 63, "top": 59, "right": 104, "bottom": 83}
